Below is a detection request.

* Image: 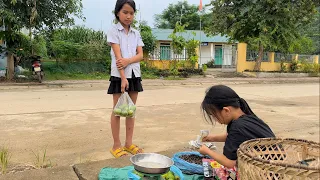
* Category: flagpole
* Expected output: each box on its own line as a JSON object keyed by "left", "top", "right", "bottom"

{"left": 198, "top": 0, "right": 203, "bottom": 69}
{"left": 199, "top": 14, "right": 202, "bottom": 69}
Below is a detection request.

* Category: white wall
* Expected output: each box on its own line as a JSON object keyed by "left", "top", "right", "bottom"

{"left": 223, "top": 45, "right": 233, "bottom": 65}
{"left": 199, "top": 44, "right": 212, "bottom": 65}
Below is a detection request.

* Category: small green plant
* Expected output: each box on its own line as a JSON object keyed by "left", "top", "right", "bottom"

{"left": 169, "top": 60, "right": 180, "bottom": 78}
{"left": 165, "top": 76, "right": 184, "bottom": 80}
{"left": 206, "top": 59, "right": 215, "bottom": 68}
{"left": 312, "top": 63, "right": 320, "bottom": 74}
{"left": 202, "top": 64, "right": 208, "bottom": 72}
{"left": 0, "top": 146, "right": 11, "bottom": 174}
{"left": 280, "top": 59, "right": 287, "bottom": 72}
{"left": 299, "top": 60, "right": 314, "bottom": 73}
{"left": 170, "top": 66, "right": 179, "bottom": 78}
{"left": 189, "top": 55, "right": 198, "bottom": 69}
{"left": 32, "top": 147, "right": 51, "bottom": 168}
{"left": 177, "top": 60, "right": 186, "bottom": 69}
{"left": 185, "top": 38, "right": 199, "bottom": 69}
{"left": 289, "top": 60, "right": 299, "bottom": 72}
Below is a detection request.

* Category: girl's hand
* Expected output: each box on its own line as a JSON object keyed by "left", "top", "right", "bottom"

{"left": 198, "top": 144, "right": 210, "bottom": 156}
{"left": 117, "top": 58, "right": 130, "bottom": 69}
{"left": 202, "top": 135, "right": 216, "bottom": 142}
{"left": 121, "top": 78, "right": 129, "bottom": 93}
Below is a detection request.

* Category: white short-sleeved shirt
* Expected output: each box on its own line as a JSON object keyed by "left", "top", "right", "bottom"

{"left": 107, "top": 22, "right": 144, "bottom": 78}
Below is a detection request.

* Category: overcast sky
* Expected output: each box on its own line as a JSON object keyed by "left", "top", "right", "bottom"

{"left": 74, "top": 0, "right": 211, "bottom": 32}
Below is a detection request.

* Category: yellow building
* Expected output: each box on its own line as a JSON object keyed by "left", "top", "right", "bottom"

{"left": 146, "top": 29, "right": 237, "bottom": 69}
{"left": 236, "top": 43, "right": 319, "bottom": 73}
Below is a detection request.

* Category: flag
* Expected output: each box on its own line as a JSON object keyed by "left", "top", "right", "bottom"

{"left": 199, "top": 0, "right": 203, "bottom": 11}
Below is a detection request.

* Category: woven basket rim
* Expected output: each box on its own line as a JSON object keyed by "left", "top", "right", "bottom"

{"left": 238, "top": 137, "right": 320, "bottom": 171}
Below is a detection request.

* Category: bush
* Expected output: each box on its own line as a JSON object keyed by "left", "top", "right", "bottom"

{"left": 312, "top": 63, "right": 320, "bottom": 74}
{"left": 202, "top": 64, "right": 208, "bottom": 72}
{"left": 299, "top": 61, "right": 320, "bottom": 74}
{"left": 280, "top": 59, "right": 287, "bottom": 72}
{"left": 300, "top": 62, "right": 314, "bottom": 73}
{"left": 206, "top": 59, "right": 215, "bottom": 68}
{"left": 178, "top": 68, "right": 204, "bottom": 77}
{"left": 289, "top": 60, "right": 299, "bottom": 72}
{"left": 51, "top": 41, "right": 109, "bottom": 62}
{"left": 44, "top": 60, "right": 110, "bottom": 74}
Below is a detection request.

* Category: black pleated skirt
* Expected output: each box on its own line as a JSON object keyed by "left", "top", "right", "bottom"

{"left": 107, "top": 71, "right": 143, "bottom": 94}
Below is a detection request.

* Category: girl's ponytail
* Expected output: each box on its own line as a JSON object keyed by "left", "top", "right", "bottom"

{"left": 239, "top": 98, "right": 255, "bottom": 116}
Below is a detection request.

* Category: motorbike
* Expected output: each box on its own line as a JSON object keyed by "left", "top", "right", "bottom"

{"left": 31, "top": 56, "right": 44, "bottom": 83}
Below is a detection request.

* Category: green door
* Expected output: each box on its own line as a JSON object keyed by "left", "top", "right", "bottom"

{"left": 160, "top": 45, "right": 171, "bottom": 60}
{"left": 214, "top": 46, "right": 223, "bottom": 65}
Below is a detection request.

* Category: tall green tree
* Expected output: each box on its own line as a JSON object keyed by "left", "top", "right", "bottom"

{"left": 154, "top": 1, "right": 210, "bottom": 30}
{"left": 286, "top": 7, "right": 319, "bottom": 54}
{"left": 0, "top": 0, "right": 83, "bottom": 79}
{"left": 298, "top": 6, "right": 320, "bottom": 54}
{"left": 138, "top": 20, "right": 157, "bottom": 57}
{"left": 206, "top": 0, "right": 319, "bottom": 70}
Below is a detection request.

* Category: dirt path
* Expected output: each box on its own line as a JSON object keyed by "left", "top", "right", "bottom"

{"left": 0, "top": 83, "right": 319, "bottom": 169}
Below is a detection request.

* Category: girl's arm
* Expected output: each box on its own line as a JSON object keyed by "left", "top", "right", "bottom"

{"left": 116, "top": 46, "right": 143, "bottom": 68}
{"left": 111, "top": 43, "right": 126, "bottom": 79}
{"left": 199, "top": 145, "right": 236, "bottom": 168}
{"left": 203, "top": 133, "right": 227, "bottom": 142}
{"left": 206, "top": 149, "right": 236, "bottom": 168}
{"left": 111, "top": 43, "right": 128, "bottom": 92}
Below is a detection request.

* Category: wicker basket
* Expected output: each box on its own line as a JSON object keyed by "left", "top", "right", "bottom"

{"left": 237, "top": 138, "right": 320, "bottom": 180}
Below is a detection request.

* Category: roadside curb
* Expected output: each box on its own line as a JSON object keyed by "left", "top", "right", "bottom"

{"left": 0, "top": 77, "right": 319, "bottom": 90}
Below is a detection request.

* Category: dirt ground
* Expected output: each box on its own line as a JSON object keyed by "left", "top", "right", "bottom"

{"left": 0, "top": 82, "right": 319, "bottom": 170}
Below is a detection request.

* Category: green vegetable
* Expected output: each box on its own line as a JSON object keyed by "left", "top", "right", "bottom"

{"left": 113, "top": 108, "right": 122, "bottom": 115}
{"left": 128, "top": 110, "right": 134, "bottom": 116}
{"left": 129, "top": 105, "right": 136, "bottom": 111}
{"left": 133, "top": 170, "right": 144, "bottom": 177}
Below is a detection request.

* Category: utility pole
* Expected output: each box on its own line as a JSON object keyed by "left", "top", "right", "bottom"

{"left": 198, "top": 0, "right": 203, "bottom": 69}
{"left": 139, "top": 4, "right": 142, "bottom": 24}
{"left": 199, "top": 14, "right": 202, "bottom": 68}
{"left": 180, "top": 5, "right": 184, "bottom": 24}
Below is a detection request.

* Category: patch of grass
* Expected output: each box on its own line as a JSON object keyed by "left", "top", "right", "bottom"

{"left": 46, "top": 71, "right": 161, "bottom": 80}
{"left": 79, "top": 153, "right": 93, "bottom": 164}
{"left": 0, "top": 146, "right": 11, "bottom": 174}
{"left": 141, "top": 71, "right": 158, "bottom": 79}
{"left": 32, "top": 147, "right": 53, "bottom": 168}
{"left": 45, "top": 72, "right": 110, "bottom": 80}
{"left": 164, "top": 76, "right": 185, "bottom": 80}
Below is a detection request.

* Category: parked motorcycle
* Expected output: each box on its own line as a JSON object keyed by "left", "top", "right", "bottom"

{"left": 31, "top": 56, "right": 44, "bottom": 83}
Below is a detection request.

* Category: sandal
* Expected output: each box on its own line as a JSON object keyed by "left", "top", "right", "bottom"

{"left": 124, "top": 144, "right": 143, "bottom": 155}
{"left": 110, "top": 148, "right": 128, "bottom": 158}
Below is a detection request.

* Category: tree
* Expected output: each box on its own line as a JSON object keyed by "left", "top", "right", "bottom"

{"left": 168, "top": 22, "right": 187, "bottom": 59}
{"left": 206, "top": 0, "right": 319, "bottom": 70}
{"left": 154, "top": 1, "right": 210, "bottom": 30}
{"left": 0, "top": 0, "right": 83, "bottom": 79}
{"left": 168, "top": 22, "right": 187, "bottom": 77}
{"left": 297, "top": 6, "right": 320, "bottom": 54}
{"left": 138, "top": 21, "right": 157, "bottom": 57}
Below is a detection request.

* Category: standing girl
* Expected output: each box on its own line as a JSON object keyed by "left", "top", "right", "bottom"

{"left": 107, "top": 0, "right": 144, "bottom": 158}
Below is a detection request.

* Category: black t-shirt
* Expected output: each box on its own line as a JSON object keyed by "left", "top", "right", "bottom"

{"left": 223, "top": 115, "right": 275, "bottom": 160}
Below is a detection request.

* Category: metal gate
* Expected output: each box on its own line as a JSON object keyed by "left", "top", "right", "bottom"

{"left": 221, "top": 45, "right": 237, "bottom": 72}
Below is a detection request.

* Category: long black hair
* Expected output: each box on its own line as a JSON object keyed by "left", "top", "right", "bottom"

{"left": 114, "top": 0, "right": 136, "bottom": 21}
{"left": 201, "top": 85, "right": 255, "bottom": 124}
